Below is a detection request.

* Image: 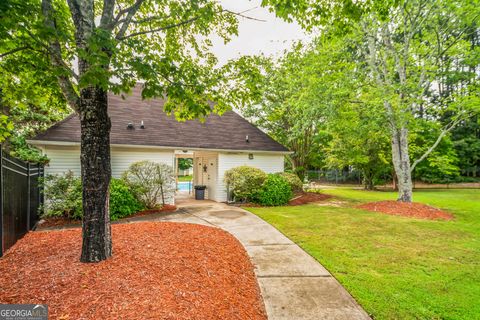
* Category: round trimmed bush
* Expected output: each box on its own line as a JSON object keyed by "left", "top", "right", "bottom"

{"left": 276, "top": 172, "right": 303, "bottom": 192}
{"left": 109, "top": 178, "right": 145, "bottom": 221}
{"left": 224, "top": 166, "right": 267, "bottom": 202}
{"left": 254, "top": 174, "right": 292, "bottom": 206}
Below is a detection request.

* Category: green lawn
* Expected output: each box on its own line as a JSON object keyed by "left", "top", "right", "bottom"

{"left": 177, "top": 175, "right": 192, "bottom": 182}
{"left": 245, "top": 188, "right": 480, "bottom": 320}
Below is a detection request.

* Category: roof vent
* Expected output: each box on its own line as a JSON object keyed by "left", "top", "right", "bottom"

{"left": 140, "top": 120, "right": 145, "bottom": 129}
{"left": 245, "top": 135, "right": 249, "bottom": 143}
{"left": 127, "top": 122, "right": 134, "bottom": 129}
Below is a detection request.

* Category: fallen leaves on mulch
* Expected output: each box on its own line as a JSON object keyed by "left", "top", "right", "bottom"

{"left": 358, "top": 200, "right": 453, "bottom": 220}
{"left": 131, "top": 205, "right": 177, "bottom": 217}
{"left": 288, "top": 192, "right": 332, "bottom": 206}
{"left": 38, "top": 217, "right": 82, "bottom": 229}
{"left": 38, "top": 205, "right": 178, "bottom": 229}
{"left": 0, "top": 222, "right": 266, "bottom": 320}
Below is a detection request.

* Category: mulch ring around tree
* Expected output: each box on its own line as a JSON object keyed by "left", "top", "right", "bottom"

{"left": 0, "top": 222, "right": 267, "bottom": 320}
{"left": 288, "top": 192, "right": 332, "bottom": 205}
{"left": 358, "top": 200, "right": 454, "bottom": 221}
{"left": 37, "top": 205, "right": 178, "bottom": 229}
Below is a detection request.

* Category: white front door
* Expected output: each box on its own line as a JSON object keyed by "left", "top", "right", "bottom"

{"left": 193, "top": 154, "right": 218, "bottom": 200}
{"left": 207, "top": 157, "right": 217, "bottom": 200}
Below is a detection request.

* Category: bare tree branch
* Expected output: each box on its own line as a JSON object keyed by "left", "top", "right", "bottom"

{"left": 22, "top": 28, "right": 79, "bottom": 81}
{"left": 115, "top": 14, "right": 168, "bottom": 27}
{"left": 118, "top": 16, "right": 200, "bottom": 40}
{"left": 114, "top": 0, "right": 146, "bottom": 40}
{"left": 115, "top": 5, "right": 265, "bottom": 41}
{"left": 100, "top": 0, "right": 116, "bottom": 29}
{"left": 410, "top": 111, "right": 475, "bottom": 171}
{"left": 223, "top": 9, "right": 266, "bottom": 22}
{"left": 113, "top": 0, "right": 144, "bottom": 21}
{"left": 0, "top": 46, "right": 31, "bottom": 59}
{"left": 41, "top": 0, "right": 79, "bottom": 110}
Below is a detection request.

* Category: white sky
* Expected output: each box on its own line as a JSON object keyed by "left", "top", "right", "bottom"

{"left": 212, "top": 1, "right": 310, "bottom": 64}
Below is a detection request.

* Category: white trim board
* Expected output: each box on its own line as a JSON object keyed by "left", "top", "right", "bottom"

{"left": 27, "top": 140, "right": 293, "bottom": 155}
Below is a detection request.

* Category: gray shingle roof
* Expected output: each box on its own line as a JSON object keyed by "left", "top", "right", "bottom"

{"left": 31, "top": 87, "right": 288, "bottom": 152}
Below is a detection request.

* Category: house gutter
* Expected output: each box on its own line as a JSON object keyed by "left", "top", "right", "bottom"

{"left": 27, "top": 140, "right": 293, "bottom": 155}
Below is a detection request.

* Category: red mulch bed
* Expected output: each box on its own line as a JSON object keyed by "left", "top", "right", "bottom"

{"left": 0, "top": 222, "right": 266, "bottom": 320}
{"left": 38, "top": 205, "right": 177, "bottom": 229}
{"left": 288, "top": 192, "right": 332, "bottom": 206}
{"left": 358, "top": 200, "right": 454, "bottom": 220}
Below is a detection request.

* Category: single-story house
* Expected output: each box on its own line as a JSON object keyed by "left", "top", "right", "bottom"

{"left": 28, "top": 86, "right": 289, "bottom": 203}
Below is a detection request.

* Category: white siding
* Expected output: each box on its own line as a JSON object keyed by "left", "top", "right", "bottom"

{"left": 111, "top": 147, "right": 174, "bottom": 177}
{"left": 42, "top": 146, "right": 174, "bottom": 178}
{"left": 42, "top": 146, "right": 82, "bottom": 176}
{"left": 40, "top": 145, "right": 285, "bottom": 203}
{"left": 215, "top": 152, "right": 284, "bottom": 202}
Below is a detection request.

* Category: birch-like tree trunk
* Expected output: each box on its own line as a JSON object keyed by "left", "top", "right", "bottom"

{"left": 391, "top": 127, "right": 413, "bottom": 201}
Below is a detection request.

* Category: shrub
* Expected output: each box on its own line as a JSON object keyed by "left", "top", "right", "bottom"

{"left": 276, "top": 172, "right": 303, "bottom": 192}
{"left": 41, "top": 171, "right": 83, "bottom": 219}
{"left": 224, "top": 166, "right": 267, "bottom": 202}
{"left": 254, "top": 174, "right": 292, "bottom": 206}
{"left": 42, "top": 173, "right": 144, "bottom": 220}
{"left": 109, "top": 178, "right": 145, "bottom": 221}
{"left": 122, "top": 161, "right": 175, "bottom": 208}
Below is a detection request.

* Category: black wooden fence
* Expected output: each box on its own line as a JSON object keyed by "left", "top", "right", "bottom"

{"left": 0, "top": 149, "right": 44, "bottom": 257}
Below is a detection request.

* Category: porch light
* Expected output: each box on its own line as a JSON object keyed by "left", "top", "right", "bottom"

{"left": 140, "top": 121, "right": 145, "bottom": 129}
{"left": 245, "top": 135, "right": 249, "bottom": 142}
{"left": 127, "top": 122, "right": 134, "bottom": 129}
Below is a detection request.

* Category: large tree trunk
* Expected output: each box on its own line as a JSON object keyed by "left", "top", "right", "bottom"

{"left": 391, "top": 126, "right": 413, "bottom": 202}
{"left": 79, "top": 86, "right": 112, "bottom": 262}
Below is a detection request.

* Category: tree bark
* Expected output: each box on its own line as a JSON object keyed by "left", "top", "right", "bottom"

{"left": 79, "top": 86, "right": 112, "bottom": 263}
{"left": 362, "top": 169, "right": 375, "bottom": 190}
{"left": 391, "top": 126, "right": 413, "bottom": 202}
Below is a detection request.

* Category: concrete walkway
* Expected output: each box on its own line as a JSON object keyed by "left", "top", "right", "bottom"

{"left": 129, "top": 197, "right": 371, "bottom": 320}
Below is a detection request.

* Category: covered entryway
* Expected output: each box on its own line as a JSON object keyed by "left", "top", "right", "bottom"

{"left": 175, "top": 150, "right": 218, "bottom": 201}
{"left": 193, "top": 152, "right": 218, "bottom": 200}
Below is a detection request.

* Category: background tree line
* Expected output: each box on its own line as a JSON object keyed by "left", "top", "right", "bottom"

{"left": 1, "top": 0, "right": 479, "bottom": 262}
{"left": 245, "top": 0, "right": 480, "bottom": 198}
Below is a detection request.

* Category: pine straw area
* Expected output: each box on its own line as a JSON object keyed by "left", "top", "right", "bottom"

{"left": 0, "top": 222, "right": 266, "bottom": 320}
{"left": 358, "top": 200, "right": 454, "bottom": 220}
{"left": 288, "top": 192, "right": 332, "bottom": 205}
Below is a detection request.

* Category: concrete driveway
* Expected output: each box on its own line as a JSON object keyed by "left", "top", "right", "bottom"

{"left": 130, "top": 198, "right": 371, "bottom": 320}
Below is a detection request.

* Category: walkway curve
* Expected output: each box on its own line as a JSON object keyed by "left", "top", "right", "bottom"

{"left": 129, "top": 198, "right": 371, "bottom": 320}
